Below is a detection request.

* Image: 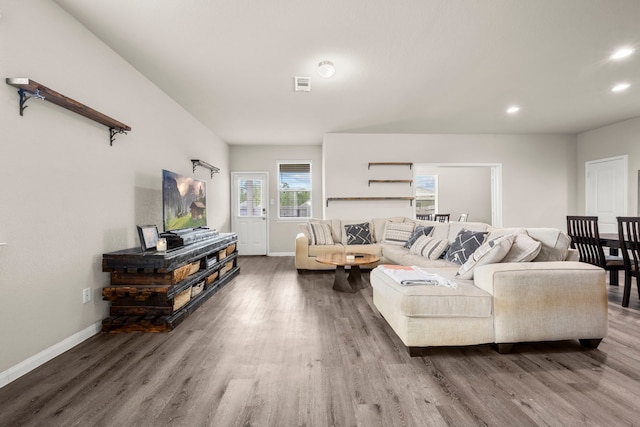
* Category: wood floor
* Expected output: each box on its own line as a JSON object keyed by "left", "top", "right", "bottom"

{"left": 2, "top": 257, "right": 640, "bottom": 427}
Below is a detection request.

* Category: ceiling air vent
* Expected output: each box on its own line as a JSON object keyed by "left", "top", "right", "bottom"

{"left": 294, "top": 76, "right": 311, "bottom": 92}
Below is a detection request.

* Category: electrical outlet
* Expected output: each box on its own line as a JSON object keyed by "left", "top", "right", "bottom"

{"left": 82, "top": 288, "right": 91, "bottom": 304}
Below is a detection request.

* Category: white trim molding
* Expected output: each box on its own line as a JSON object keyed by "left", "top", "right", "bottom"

{"left": 0, "top": 321, "right": 101, "bottom": 389}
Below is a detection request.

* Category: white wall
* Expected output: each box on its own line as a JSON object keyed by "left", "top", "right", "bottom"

{"left": 229, "top": 145, "right": 323, "bottom": 254}
{"left": 576, "top": 116, "right": 640, "bottom": 216}
{"left": 416, "top": 165, "right": 492, "bottom": 223}
{"left": 323, "top": 133, "right": 577, "bottom": 229}
{"left": 0, "top": 0, "right": 230, "bottom": 381}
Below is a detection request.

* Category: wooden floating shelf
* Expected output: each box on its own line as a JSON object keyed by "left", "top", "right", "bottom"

{"left": 368, "top": 162, "right": 413, "bottom": 170}
{"left": 368, "top": 179, "right": 413, "bottom": 186}
{"left": 326, "top": 197, "right": 414, "bottom": 207}
{"left": 6, "top": 77, "right": 131, "bottom": 145}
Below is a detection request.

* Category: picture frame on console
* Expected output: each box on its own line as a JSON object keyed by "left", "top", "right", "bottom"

{"left": 137, "top": 225, "right": 159, "bottom": 252}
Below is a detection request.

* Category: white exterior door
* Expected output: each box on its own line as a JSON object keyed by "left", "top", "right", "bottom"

{"left": 586, "top": 156, "right": 627, "bottom": 233}
{"left": 231, "top": 172, "right": 268, "bottom": 255}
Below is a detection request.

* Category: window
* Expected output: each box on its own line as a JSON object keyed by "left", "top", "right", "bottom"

{"left": 278, "top": 162, "right": 312, "bottom": 219}
{"left": 415, "top": 174, "right": 437, "bottom": 218}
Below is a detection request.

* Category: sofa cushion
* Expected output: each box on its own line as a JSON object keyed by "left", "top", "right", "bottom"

{"left": 382, "top": 221, "right": 415, "bottom": 246}
{"left": 309, "top": 244, "right": 345, "bottom": 257}
{"left": 370, "top": 267, "right": 493, "bottom": 318}
{"left": 502, "top": 233, "right": 542, "bottom": 263}
{"left": 444, "top": 229, "right": 489, "bottom": 265}
{"left": 308, "top": 222, "right": 334, "bottom": 245}
{"left": 404, "top": 225, "right": 434, "bottom": 249}
{"left": 344, "top": 222, "right": 373, "bottom": 245}
{"left": 410, "top": 236, "right": 450, "bottom": 260}
{"left": 527, "top": 228, "right": 571, "bottom": 261}
{"left": 345, "top": 244, "right": 383, "bottom": 256}
{"left": 457, "top": 234, "right": 515, "bottom": 279}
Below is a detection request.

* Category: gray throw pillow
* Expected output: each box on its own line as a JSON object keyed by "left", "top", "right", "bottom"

{"left": 404, "top": 225, "right": 434, "bottom": 249}
{"left": 344, "top": 222, "right": 372, "bottom": 245}
{"left": 444, "top": 229, "right": 488, "bottom": 264}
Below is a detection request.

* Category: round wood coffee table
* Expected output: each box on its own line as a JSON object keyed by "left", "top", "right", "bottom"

{"left": 315, "top": 253, "right": 380, "bottom": 293}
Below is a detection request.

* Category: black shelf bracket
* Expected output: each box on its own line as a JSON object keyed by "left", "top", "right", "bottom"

{"left": 191, "top": 159, "right": 220, "bottom": 178}
{"left": 17, "top": 88, "right": 45, "bottom": 116}
{"left": 109, "top": 127, "right": 127, "bottom": 146}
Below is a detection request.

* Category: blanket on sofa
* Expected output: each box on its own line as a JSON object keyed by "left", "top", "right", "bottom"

{"left": 377, "top": 265, "right": 458, "bottom": 288}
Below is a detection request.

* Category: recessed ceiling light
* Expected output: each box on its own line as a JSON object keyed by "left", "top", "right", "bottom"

{"left": 611, "top": 82, "right": 631, "bottom": 92}
{"left": 610, "top": 47, "right": 635, "bottom": 60}
{"left": 506, "top": 105, "right": 520, "bottom": 114}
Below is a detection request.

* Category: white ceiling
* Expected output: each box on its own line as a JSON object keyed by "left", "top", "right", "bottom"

{"left": 53, "top": 0, "right": 640, "bottom": 145}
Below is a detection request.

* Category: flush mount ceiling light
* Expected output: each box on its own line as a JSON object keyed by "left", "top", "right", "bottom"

{"left": 506, "top": 105, "right": 520, "bottom": 115}
{"left": 610, "top": 47, "right": 635, "bottom": 60}
{"left": 317, "top": 60, "right": 336, "bottom": 78}
{"left": 611, "top": 82, "right": 631, "bottom": 92}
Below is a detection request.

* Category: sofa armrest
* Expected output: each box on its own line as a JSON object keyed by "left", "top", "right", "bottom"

{"left": 296, "top": 232, "right": 310, "bottom": 259}
{"left": 473, "top": 261, "right": 607, "bottom": 343}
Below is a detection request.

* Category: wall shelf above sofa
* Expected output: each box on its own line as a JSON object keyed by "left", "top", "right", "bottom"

{"left": 368, "top": 179, "right": 413, "bottom": 187}
{"left": 368, "top": 162, "right": 413, "bottom": 170}
{"left": 326, "top": 197, "right": 414, "bottom": 207}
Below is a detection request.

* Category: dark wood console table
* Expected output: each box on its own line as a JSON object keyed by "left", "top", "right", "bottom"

{"left": 101, "top": 232, "right": 239, "bottom": 332}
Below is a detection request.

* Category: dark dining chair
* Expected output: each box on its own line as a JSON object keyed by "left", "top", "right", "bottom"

{"left": 617, "top": 217, "right": 640, "bottom": 307}
{"left": 434, "top": 214, "right": 450, "bottom": 223}
{"left": 566, "top": 216, "right": 624, "bottom": 286}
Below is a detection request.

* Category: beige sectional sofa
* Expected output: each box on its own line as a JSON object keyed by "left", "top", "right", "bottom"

{"left": 295, "top": 217, "right": 608, "bottom": 354}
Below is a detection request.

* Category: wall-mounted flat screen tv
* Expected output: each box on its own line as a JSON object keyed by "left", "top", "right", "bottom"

{"left": 162, "top": 169, "right": 207, "bottom": 232}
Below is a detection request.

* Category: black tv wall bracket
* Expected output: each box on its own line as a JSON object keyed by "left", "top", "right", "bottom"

{"left": 6, "top": 78, "right": 131, "bottom": 146}
{"left": 191, "top": 159, "right": 220, "bottom": 178}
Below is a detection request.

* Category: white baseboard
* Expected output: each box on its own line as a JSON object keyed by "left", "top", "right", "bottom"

{"left": 268, "top": 252, "right": 295, "bottom": 257}
{"left": 0, "top": 321, "right": 102, "bottom": 389}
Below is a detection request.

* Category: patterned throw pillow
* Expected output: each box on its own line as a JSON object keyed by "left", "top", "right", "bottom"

{"left": 344, "top": 222, "right": 372, "bottom": 245}
{"left": 444, "top": 229, "right": 489, "bottom": 265}
{"left": 403, "top": 225, "right": 434, "bottom": 249}
{"left": 409, "top": 236, "right": 450, "bottom": 260}
{"left": 308, "top": 222, "right": 334, "bottom": 245}
{"left": 382, "top": 221, "right": 415, "bottom": 246}
{"left": 456, "top": 234, "right": 515, "bottom": 279}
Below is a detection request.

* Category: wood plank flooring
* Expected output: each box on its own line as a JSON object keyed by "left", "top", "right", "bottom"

{"left": 1, "top": 257, "right": 640, "bottom": 426}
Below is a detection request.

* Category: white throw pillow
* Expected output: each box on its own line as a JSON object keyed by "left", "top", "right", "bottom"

{"left": 457, "top": 234, "right": 515, "bottom": 279}
{"left": 382, "top": 221, "right": 415, "bottom": 246}
{"left": 410, "top": 236, "right": 450, "bottom": 260}
{"left": 502, "top": 233, "right": 542, "bottom": 263}
{"left": 308, "top": 222, "right": 334, "bottom": 245}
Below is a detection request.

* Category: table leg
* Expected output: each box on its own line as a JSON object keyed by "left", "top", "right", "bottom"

{"left": 333, "top": 265, "right": 355, "bottom": 293}
{"left": 347, "top": 265, "right": 364, "bottom": 290}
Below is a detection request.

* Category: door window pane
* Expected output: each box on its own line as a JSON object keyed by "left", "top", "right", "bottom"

{"left": 238, "top": 179, "right": 263, "bottom": 217}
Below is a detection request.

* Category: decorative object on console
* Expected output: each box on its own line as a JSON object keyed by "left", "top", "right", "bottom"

{"left": 444, "top": 228, "right": 489, "bottom": 264}
{"left": 156, "top": 238, "right": 167, "bottom": 252}
{"left": 137, "top": 225, "right": 159, "bottom": 252}
{"left": 162, "top": 169, "right": 207, "bottom": 232}
{"left": 5, "top": 78, "right": 131, "bottom": 145}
